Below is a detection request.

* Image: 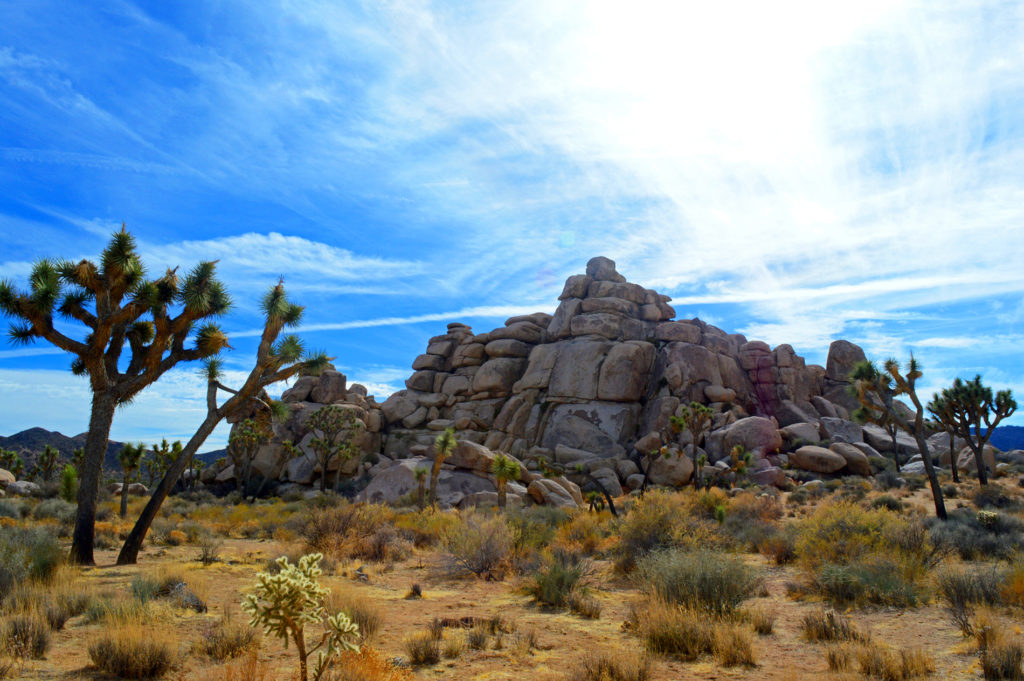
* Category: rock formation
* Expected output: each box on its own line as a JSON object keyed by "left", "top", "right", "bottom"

{"left": 190, "top": 256, "right": 1018, "bottom": 509}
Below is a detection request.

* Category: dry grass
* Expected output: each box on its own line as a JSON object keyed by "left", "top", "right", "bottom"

{"left": 403, "top": 630, "right": 440, "bottom": 666}
{"left": 855, "top": 641, "right": 935, "bottom": 680}
{"left": 324, "top": 648, "right": 415, "bottom": 681}
{"left": 802, "top": 609, "right": 863, "bottom": 642}
{"left": 565, "top": 648, "right": 653, "bottom": 681}
{"left": 743, "top": 604, "right": 776, "bottom": 635}
{"left": 326, "top": 589, "right": 383, "bottom": 642}
{"left": 196, "top": 650, "right": 271, "bottom": 681}
{"left": 88, "top": 622, "right": 178, "bottom": 679}
{"left": 713, "top": 622, "right": 757, "bottom": 667}
{"left": 193, "top": 607, "right": 259, "bottom": 660}
{"left": 1, "top": 611, "right": 50, "bottom": 659}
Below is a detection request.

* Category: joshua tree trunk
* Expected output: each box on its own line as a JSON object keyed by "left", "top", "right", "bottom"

{"left": 117, "top": 415, "right": 220, "bottom": 565}
{"left": 966, "top": 424, "right": 989, "bottom": 486}
{"left": 497, "top": 479, "right": 507, "bottom": 510}
{"left": 949, "top": 432, "right": 960, "bottom": 483}
{"left": 71, "top": 393, "right": 117, "bottom": 565}
{"left": 890, "top": 429, "right": 900, "bottom": 472}
{"left": 119, "top": 469, "right": 130, "bottom": 519}
{"left": 416, "top": 481, "right": 425, "bottom": 510}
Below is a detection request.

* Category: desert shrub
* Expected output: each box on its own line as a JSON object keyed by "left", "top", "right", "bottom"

{"left": 299, "top": 502, "right": 392, "bottom": 557}
{"left": 552, "top": 510, "right": 615, "bottom": 556}
{"left": 875, "top": 470, "right": 902, "bottom": 490}
{"left": 198, "top": 535, "right": 223, "bottom": 565}
{"left": 981, "top": 642, "right": 1024, "bottom": 681}
{"left": 869, "top": 494, "right": 904, "bottom": 512}
{"left": 84, "top": 594, "right": 149, "bottom": 624}
{"left": 796, "top": 502, "right": 905, "bottom": 571}
{"left": 743, "top": 605, "right": 776, "bottom": 635}
{"left": 942, "top": 483, "right": 959, "bottom": 499}
{"left": 324, "top": 648, "right": 414, "bottom": 681}
{"left": 927, "top": 509, "right": 1024, "bottom": 561}
{"left": 567, "top": 590, "right": 601, "bottom": 619}
{"left": 903, "top": 474, "right": 926, "bottom": 492}
{"left": 392, "top": 511, "right": 462, "bottom": 549}
{"left": 713, "top": 622, "right": 756, "bottom": 667}
{"left": 0, "top": 500, "right": 23, "bottom": 519}
{"left": 1002, "top": 565, "right": 1024, "bottom": 607}
{"left": 825, "top": 643, "right": 854, "bottom": 671}
{"left": 565, "top": 648, "right": 652, "bottom": 681}
{"left": 855, "top": 641, "right": 934, "bottom": 680}
{"left": 636, "top": 601, "right": 714, "bottom": 661}
{"left": 404, "top": 630, "right": 440, "bottom": 666}
{"left": 815, "top": 558, "right": 921, "bottom": 607}
{"left": 801, "top": 609, "right": 862, "bottom": 642}
{"left": 758, "top": 525, "right": 798, "bottom": 565}
{"left": 0, "top": 526, "right": 63, "bottom": 596}
{"left": 936, "top": 566, "right": 1007, "bottom": 636}
{"left": 614, "top": 490, "right": 726, "bottom": 572}
{"left": 195, "top": 609, "right": 258, "bottom": 660}
{"left": 506, "top": 506, "right": 568, "bottom": 552}
{"left": 467, "top": 624, "right": 488, "bottom": 650}
{"left": 2, "top": 612, "right": 50, "bottom": 659}
{"left": 441, "top": 515, "right": 511, "bottom": 578}
{"left": 525, "top": 550, "right": 591, "bottom": 608}
{"left": 974, "top": 484, "right": 1017, "bottom": 510}
{"left": 88, "top": 625, "right": 176, "bottom": 679}
{"left": 637, "top": 548, "right": 756, "bottom": 615}
{"left": 442, "top": 631, "right": 464, "bottom": 658}
{"left": 357, "top": 525, "right": 412, "bottom": 563}
{"left": 326, "top": 590, "right": 382, "bottom": 642}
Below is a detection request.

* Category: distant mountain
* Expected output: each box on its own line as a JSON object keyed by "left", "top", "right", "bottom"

{"left": 0, "top": 427, "right": 224, "bottom": 474}
{"left": 985, "top": 425, "right": 1024, "bottom": 452}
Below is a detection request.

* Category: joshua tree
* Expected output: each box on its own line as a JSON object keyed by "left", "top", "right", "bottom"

{"left": 850, "top": 358, "right": 946, "bottom": 520}
{"left": 0, "top": 228, "right": 231, "bottom": 564}
{"left": 430, "top": 427, "right": 456, "bottom": 509}
{"left": 31, "top": 444, "right": 60, "bottom": 482}
{"left": 927, "top": 392, "right": 961, "bottom": 483}
{"left": 117, "top": 442, "right": 146, "bottom": 518}
{"left": 70, "top": 447, "right": 85, "bottom": 470}
{"left": 414, "top": 467, "right": 428, "bottom": 510}
{"left": 187, "top": 458, "right": 205, "bottom": 490}
{"left": 0, "top": 449, "right": 24, "bottom": 478}
{"left": 678, "top": 402, "right": 714, "bottom": 488}
{"left": 934, "top": 376, "right": 1016, "bottom": 487}
{"left": 307, "top": 405, "right": 363, "bottom": 493}
{"left": 142, "top": 439, "right": 182, "bottom": 487}
{"left": 228, "top": 418, "right": 271, "bottom": 496}
{"left": 491, "top": 453, "right": 521, "bottom": 510}
{"left": 117, "top": 280, "right": 330, "bottom": 565}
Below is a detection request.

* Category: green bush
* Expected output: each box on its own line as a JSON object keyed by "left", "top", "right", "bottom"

{"left": 815, "top": 559, "right": 921, "bottom": 607}
{"left": 441, "top": 516, "right": 512, "bottom": 578}
{"left": 637, "top": 549, "right": 757, "bottom": 615}
{"left": 0, "top": 500, "right": 23, "bottom": 519}
{"left": 869, "top": 494, "right": 904, "bottom": 512}
{"left": 525, "top": 550, "right": 591, "bottom": 608}
{"left": 0, "top": 527, "right": 63, "bottom": 597}
{"left": 31, "top": 498, "right": 75, "bottom": 523}
{"left": 58, "top": 465, "right": 78, "bottom": 503}
{"left": 927, "top": 509, "right": 1024, "bottom": 561}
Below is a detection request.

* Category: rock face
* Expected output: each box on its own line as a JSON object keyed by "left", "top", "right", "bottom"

{"left": 203, "top": 256, "right": 919, "bottom": 500}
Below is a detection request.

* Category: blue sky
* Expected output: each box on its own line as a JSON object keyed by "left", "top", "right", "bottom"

{"left": 1, "top": 1, "right": 1023, "bottom": 450}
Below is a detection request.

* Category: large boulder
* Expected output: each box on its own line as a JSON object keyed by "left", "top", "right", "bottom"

{"left": 310, "top": 370, "right": 347, "bottom": 404}
{"left": 447, "top": 440, "right": 496, "bottom": 473}
{"left": 281, "top": 376, "right": 317, "bottom": 403}
{"left": 127, "top": 482, "right": 148, "bottom": 496}
{"left": 819, "top": 417, "right": 863, "bottom": 443}
{"left": 527, "top": 478, "right": 579, "bottom": 508}
{"left": 829, "top": 442, "right": 871, "bottom": 475}
{"left": 357, "top": 458, "right": 495, "bottom": 508}
{"left": 586, "top": 256, "right": 626, "bottom": 283}
{"left": 597, "top": 341, "right": 656, "bottom": 402}
{"left": 792, "top": 446, "right": 846, "bottom": 474}
{"left": 548, "top": 339, "right": 612, "bottom": 399}
{"left": 0, "top": 468, "right": 14, "bottom": 486}
{"left": 722, "top": 417, "right": 783, "bottom": 457}
{"left": 5, "top": 480, "right": 39, "bottom": 496}
{"left": 589, "top": 467, "right": 623, "bottom": 497}
{"left": 825, "top": 340, "right": 867, "bottom": 382}
{"left": 647, "top": 451, "right": 695, "bottom": 487}
{"left": 957, "top": 445, "right": 998, "bottom": 473}
{"left": 471, "top": 358, "right": 526, "bottom": 396}
{"left": 780, "top": 422, "right": 820, "bottom": 446}
{"left": 539, "top": 402, "right": 638, "bottom": 458}
{"left": 861, "top": 424, "right": 920, "bottom": 454}
{"left": 750, "top": 466, "right": 787, "bottom": 487}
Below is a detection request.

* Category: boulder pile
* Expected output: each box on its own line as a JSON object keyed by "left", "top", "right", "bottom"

{"left": 190, "top": 256, "right": 1021, "bottom": 508}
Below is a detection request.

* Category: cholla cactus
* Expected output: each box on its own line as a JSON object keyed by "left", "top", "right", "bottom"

{"left": 242, "top": 553, "right": 359, "bottom": 681}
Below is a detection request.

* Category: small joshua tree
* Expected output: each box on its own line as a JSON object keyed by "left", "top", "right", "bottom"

{"left": 59, "top": 464, "right": 78, "bottom": 503}
{"left": 850, "top": 357, "right": 946, "bottom": 520}
{"left": 1, "top": 448, "right": 24, "bottom": 478}
{"left": 242, "top": 553, "right": 360, "bottom": 681}
{"left": 228, "top": 418, "right": 271, "bottom": 496}
{"left": 491, "top": 453, "right": 521, "bottom": 511}
{"left": 430, "top": 427, "right": 456, "bottom": 509}
{"left": 678, "top": 402, "right": 713, "bottom": 488}
{"left": 142, "top": 439, "right": 182, "bottom": 487}
{"left": 935, "top": 376, "right": 1016, "bottom": 487}
{"left": 117, "top": 442, "right": 146, "bottom": 518}
{"left": 414, "top": 467, "right": 428, "bottom": 510}
{"left": 32, "top": 444, "right": 59, "bottom": 483}
{"left": 307, "top": 405, "right": 362, "bottom": 493}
